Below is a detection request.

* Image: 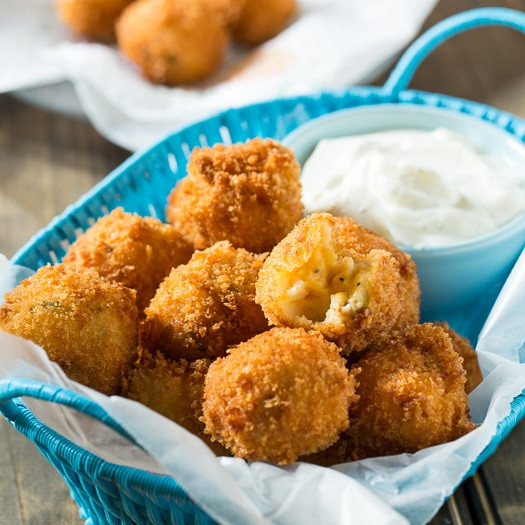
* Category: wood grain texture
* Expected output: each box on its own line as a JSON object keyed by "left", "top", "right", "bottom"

{"left": 481, "top": 422, "right": 525, "bottom": 525}
{"left": 1, "top": 0, "right": 525, "bottom": 523}
{"left": 0, "top": 96, "right": 128, "bottom": 258}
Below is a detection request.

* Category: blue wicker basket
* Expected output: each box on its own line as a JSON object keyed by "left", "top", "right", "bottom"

{"left": 2, "top": 7, "right": 525, "bottom": 524}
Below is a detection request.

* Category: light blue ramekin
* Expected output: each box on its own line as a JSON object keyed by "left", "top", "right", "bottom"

{"left": 283, "top": 104, "right": 525, "bottom": 319}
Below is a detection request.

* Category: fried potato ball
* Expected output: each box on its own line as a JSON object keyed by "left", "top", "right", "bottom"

{"left": 435, "top": 321, "right": 482, "bottom": 394}
{"left": 344, "top": 323, "right": 476, "bottom": 460}
{"left": 201, "top": 327, "right": 358, "bottom": 465}
{"left": 116, "top": 0, "right": 229, "bottom": 85}
{"left": 255, "top": 212, "right": 420, "bottom": 354}
{"left": 203, "top": 0, "right": 246, "bottom": 28}
{"left": 231, "top": 0, "right": 297, "bottom": 46}
{"left": 63, "top": 207, "right": 193, "bottom": 312}
{"left": 122, "top": 350, "right": 229, "bottom": 455}
{"left": 165, "top": 138, "right": 304, "bottom": 254}
{"left": 0, "top": 264, "right": 138, "bottom": 395}
{"left": 55, "top": 0, "right": 134, "bottom": 42}
{"left": 140, "top": 241, "right": 269, "bottom": 361}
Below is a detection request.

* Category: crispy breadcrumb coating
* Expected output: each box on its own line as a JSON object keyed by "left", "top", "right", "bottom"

{"left": 435, "top": 321, "right": 482, "bottom": 394}
{"left": 344, "top": 323, "right": 476, "bottom": 460}
{"left": 231, "top": 0, "right": 297, "bottom": 46}
{"left": 63, "top": 207, "right": 193, "bottom": 312}
{"left": 116, "top": 0, "right": 229, "bottom": 85}
{"left": 140, "top": 241, "right": 269, "bottom": 360}
{"left": 55, "top": 0, "right": 134, "bottom": 42}
{"left": 0, "top": 264, "right": 138, "bottom": 395}
{"left": 201, "top": 327, "right": 358, "bottom": 465}
{"left": 165, "top": 138, "right": 304, "bottom": 253}
{"left": 122, "top": 350, "right": 229, "bottom": 455}
{"left": 255, "top": 212, "right": 420, "bottom": 354}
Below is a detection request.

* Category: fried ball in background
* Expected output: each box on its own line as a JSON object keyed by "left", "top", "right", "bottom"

{"left": 165, "top": 138, "right": 304, "bottom": 254}
{"left": 116, "top": 0, "right": 229, "bottom": 85}
{"left": 201, "top": 327, "right": 358, "bottom": 465}
{"left": 231, "top": 0, "right": 297, "bottom": 46}
{"left": 435, "top": 321, "right": 482, "bottom": 394}
{"left": 63, "top": 207, "right": 193, "bottom": 312}
{"left": 344, "top": 323, "right": 476, "bottom": 460}
{"left": 255, "top": 212, "right": 420, "bottom": 354}
{"left": 122, "top": 350, "right": 229, "bottom": 455}
{"left": 140, "top": 241, "right": 269, "bottom": 361}
{"left": 0, "top": 264, "right": 138, "bottom": 395}
{"left": 55, "top": 0, "right": 134, "bottom": 42}
{"left": 204, "top": 0, "right": 247, "bottom": 28}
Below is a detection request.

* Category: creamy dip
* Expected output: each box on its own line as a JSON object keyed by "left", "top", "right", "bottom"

{"left": 301, "top": 128, "right": 525, "bottom": 247}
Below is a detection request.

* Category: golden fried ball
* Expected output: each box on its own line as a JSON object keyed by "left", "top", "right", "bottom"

{"left": 231, "top": 0, "right": 297, "bottom": 46}
{"left": 203, "top": 0, "right": 246, "bottom": 28}
{"left": 345, "top": 323, "right": 476, "bottom": 460}
{"left": 140, "top": 241, "right": 269, "bottom": 361}
{"left": 165, "top": 138, "right": 304, "bottom": 254}
{"left": 435, "top": 321, "right": 482, "bottom": 394}
{"left": 55, "top": 0, "right": 134, "bottom": 42}
{"left": 116, "top": 0, "right": 229, "bottom": 85}
{"left": 0, "top": 264, "right": 138, "bottom": 395}
{"left": 202, "top": 327, "right": 358, "bottom": 465}
{"left": 122, "top": 350, "right": 230, "bottom": 455}
{"left": 63, "top": 207, "right": 193, "bottom": 312}
{"left": 255, "top": 212, "right": 420, "bottom": 354}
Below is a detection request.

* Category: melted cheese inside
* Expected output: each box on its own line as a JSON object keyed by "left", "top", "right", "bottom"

{"left": 280, "top": 225, "right": 370, "bottom": 324}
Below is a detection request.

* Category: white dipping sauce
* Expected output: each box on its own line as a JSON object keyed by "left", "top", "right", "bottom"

{"left": 301, "top": 128, "right": 525, "bottom": 247}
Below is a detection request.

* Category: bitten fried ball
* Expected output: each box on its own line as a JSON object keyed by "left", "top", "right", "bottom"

{"left": 165, "top": 138, "right": 304, "bottom": 254}
{"left": 231, "top": 0, "right": 297, "bottom": 46}
{"left": 435, "top": 321, "right": 482, "bottom": 394}
{"left": 116, "top": 0, "right": 229, "bottom": 85}
{"left": 0, "top": 264, "right": 138, "bottom": 395}
{"left": 55, "top": 0, "right": 134, "bottom": 42}
{"left": 255, "top": 212, "right": 420, "bottom": 354}
{"left": 344, "top": 323, "right": 476, "bottom": 460}
{"left": 122, "top": 350, "right": 229, "bottom": 455}
{"left": 63, "top": 207, "right": 193, "bottom": 312}
{"left": 201, "top": 327, "right": 358, "bottom": 465}
{"left": 140, "top": 241, "right": 269, "bottom": 361}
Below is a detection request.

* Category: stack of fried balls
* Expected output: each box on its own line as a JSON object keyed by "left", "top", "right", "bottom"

{"left": 0, "top": 137, "right": 482, "bottom": 465}
{"left": 54, "top": 0, "right": 298, "bottom": 85}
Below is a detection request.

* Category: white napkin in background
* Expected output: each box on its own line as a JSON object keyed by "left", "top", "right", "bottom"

{"left": 2, "top": 249, "right": 525, "bottom": 525}
{"left": 1, "top": 0, "right": 438, "bottom": 151}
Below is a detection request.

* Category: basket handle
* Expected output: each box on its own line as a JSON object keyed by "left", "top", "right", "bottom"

{"left": 0, "top": 377, "right": 137, "bottom": 445}
{"left": 383, "top": 7, "right": 525, "bottom": 96}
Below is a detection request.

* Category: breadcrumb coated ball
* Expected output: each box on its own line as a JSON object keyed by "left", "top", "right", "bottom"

{"left": 55, "top": 0, "right": 134, "bottom": 42}
{"left": 344, "top": 323, "right": 476, "bottom": 460}
{"left": 255, "top": 212, "right": 420, "bottom": 354}
{"left": 122, "top": 350, "right": 208, "bottom": 433}
{"left": 231, "top": 0, "right": 297, "bottom": 46}
{"left": 165, "top": 138, "right": 304, "bottom": 253}
{"left": 0, "top": 264, "right": 138, "bottom": 395}
{"left": 202, "top": 327, "right": 358, "bottom": 465}
{"left": 116, "top": 0, "right": 229, "bottom": 85}
{"left": 122, "top": 350, "right": 230, "bottom": 455}
{"left": 435, "top": 321, "right": 482, "bottom": 394}
{"left": 140, "top": 241, "right": 269, "bottom": 360}
{"left": 63, "top": 207, "right": 193, "bottom": 312}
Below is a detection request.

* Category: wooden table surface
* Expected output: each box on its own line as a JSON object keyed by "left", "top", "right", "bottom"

{"left": 1, "top": 1, "right": 525, "bottom": 523}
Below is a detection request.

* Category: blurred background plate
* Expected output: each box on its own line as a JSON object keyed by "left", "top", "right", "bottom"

{"left": 12, "top": 81, "right": 84, "bottom": 119}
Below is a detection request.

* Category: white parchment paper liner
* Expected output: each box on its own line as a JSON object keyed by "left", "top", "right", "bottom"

{"left": 1, "top": 0, "right": 438, "bottom": 151}
{"left": 2, "top": 250, "right": 525, "bottom": 524}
